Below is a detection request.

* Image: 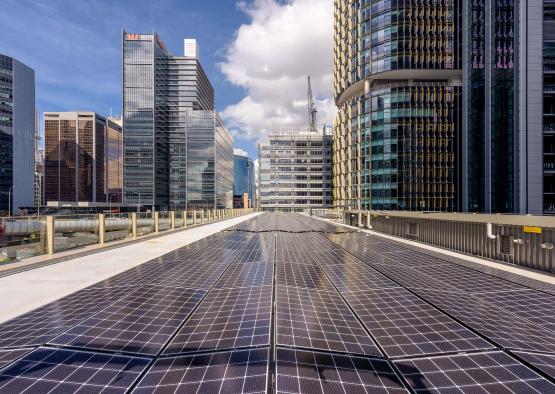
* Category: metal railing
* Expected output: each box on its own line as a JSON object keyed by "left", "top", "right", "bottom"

{"left": 310, "top": 209, "right": 555, "bottom": 273}
{"left": 0, "top": 208, "right": 255, "bottom": 262}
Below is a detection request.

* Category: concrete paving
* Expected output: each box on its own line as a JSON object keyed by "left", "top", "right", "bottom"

{"left": 0, "top": 213, "right": 259, "bottom": 324}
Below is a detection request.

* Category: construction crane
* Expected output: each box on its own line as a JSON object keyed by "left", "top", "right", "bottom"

{"left": 307, "top": 76, "right": 317, "bottom": 132}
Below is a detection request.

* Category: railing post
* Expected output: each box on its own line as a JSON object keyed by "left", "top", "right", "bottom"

{"left": 201, "top": 210, "right": 205, "bottom": 223}
{"left": 131, "top": 212, "right": 137, "bottom": 237}
{"left": 98, "top": 213, "right": 106, "bottom": 244}
{"left": 46, "top": 215, "right": 55, "bottom": 255}
{"left": 193, "top": 210, "right": 197, "bottom": 225}
{"left": 183, "top": 211, "right": 187, "bottom": 227}
{"left": 170, "top": 211, "right": 175, "bottom": 229}
{"left": 154, "top": 211, "right": 160, "bottom": 233}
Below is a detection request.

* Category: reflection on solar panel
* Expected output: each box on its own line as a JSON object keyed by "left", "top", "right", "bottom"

{"left": 0, "top": 348, "right": 31, "bottom": 369}
{"left": 151, "top": 261, "right": 230, "bottom": 289}
{"left": 276, "top": 262, "right": 330, "bottom": 289}
{"left": 164, "top": 286, "right": 272, "bottom": 355}
{"left": 134, "top": 348, "right": 269, "bottom": 393}
{"left": 472, "top": 290, "right": 555, "bottom": 332}
{"left": 275, "top": 347, "right": 407, "bottom": 393}
{"left": 276, "top": 285, "right": 381, "bottom": 356}
{"left": 214, "top": 261, "right": 274, "bottom": 289}
{"left": 50, "top": 285, "right": 206, "bottom": 355}
{"left": 395, "top": 351, "right": 555, "bottom": 393}
{"left": 0, "top": 347, "right": 150, "bottom": 393}
{"left": 512, "top": 351, "right": 555, "bottom": 380}
{"left": 0, "top": 285, "right": 136, "bottom": 348}
{"left": 344, "top": 288, "right": 493, "bottom": 358}
{"left": 416, "top": 290, "right": 555, "bottom": 354}
{"left": 92, "top": 260, "right": 184, "bottom": 288}
{"left": 236, "top": 248, "right": 275, "bottom": 263}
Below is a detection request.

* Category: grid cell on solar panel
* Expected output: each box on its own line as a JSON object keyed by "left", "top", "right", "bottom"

{"left": 134, "top": 348, "right": 269, "bottom": 394}
{"left": 414, "top": 290, "right": 555, "bottom": 354}
{"left": 50, "top": 285, "right": 206, "bottom": 355}
{"left": 275, "top": 261, "right": 331, "bottom": 290}
{"left": 344, "top": 288, "right": 493, "bottom": 358}
{"left": 473, "top": 289, "right": 555, "bottom": 332}
{"left": 0, "top": 285, "right": 137, "bottom": 349}
{"left": 512, "top": 351, "right": 555, "bottom": 381}
{"left": 0, "top": 347, "right": 150, "bottom": 393}
{"left": 276, "top": 285, "right": 381, "bottom": 356}
{"left": 163, "top": 285, "right": 272, "bottom": 355}
{"left": 0, "top": 348, "right": 31, "bottom": 369}
{"left": 275, "top": 347, "right": 407, "bottom": 394}
{"left": 214, "top": 261, "right": 274, "bottom": 289}
{"left": 395, "top": 351, "right": 555, "bottom": 393}
{"left": 319, "top": 260, "right": 399, "bottom": 293}
{"left": 151, "top": 261, "right": 230, "bottom": 290}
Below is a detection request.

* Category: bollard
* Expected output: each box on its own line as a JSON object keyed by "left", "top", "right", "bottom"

{"left": 131, "top": 212, "right": 138, "bottom": 237}
{"left": 154, "top": 212, "right": 160, "bottom": 233}
{"left": 98, "top": 214, "right": 106, "bottom": 244}
{"left": 46, "top": 216, "right": 55, "bottom": 255}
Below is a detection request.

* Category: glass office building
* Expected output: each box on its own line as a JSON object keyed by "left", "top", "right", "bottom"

{"left": 123, "top": 32, "right": 231, "bottom": 210}
{"left": 0, "top": 54, "right": 35, "bottom": 214}
{"left": 233, "top": 154, "right": 255, "bottom": 208}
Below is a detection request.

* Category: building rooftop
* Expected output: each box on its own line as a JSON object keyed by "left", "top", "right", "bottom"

{"left": 0, "top": 213, "right": 553, "bottom": 392}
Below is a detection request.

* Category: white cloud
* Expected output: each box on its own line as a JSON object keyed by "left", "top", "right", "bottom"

{"left": 233, "top": 147, "right": 249, "bottom": 157}
{"left": 220, "top": 0, "right": 335, "bottom": 143}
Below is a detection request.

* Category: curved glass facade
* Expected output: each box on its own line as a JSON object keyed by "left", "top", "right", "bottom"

{"left": 334, "top": 0, "right": 462, "bottom": 212}
{"left": 233, "top": 154, "right": 255, "bottom": 207}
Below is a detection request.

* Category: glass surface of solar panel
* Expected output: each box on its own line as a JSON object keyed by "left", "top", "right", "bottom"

{"left": 344, "top": 288, "right": 493, "bottom": 358}
{"left": 275, "top": 261, "right": 331, "bottom": 290}
{"left": 214, "top": 261, "right": 274, "bottom": 289}
{"left": 164, "top": 285, "right": 272, "bottom": 355}
{"left": 0, "top": 348, "right": 31, "bottom": 369}
{"left": 275, "top": 347, "right": 407, "bottom": 393}
{"left": 395, "top": 351, "right": 555, "bottom": 393}
{"left": 0, "top": 347, "right": 150, "bottom": 393}
{"left": 90, "top": 259, "right": 184, "bottom": 288}
{"left": 416, "top": 289, "right": 555, "bottom": 354}
{"left": 236, "top": 248, "right": 275, "bottom": 263}
{"left": 134, "top": 348, "right": 269, "bottom": 393}
{"left": 0, "top": 285, "right": 137, "bottom": 348}
{"left": 50, "top": 285, "right": 206, "bottom": 355}
{"left": 151, "top": 261, "right": 230, "bottom": 290}
{"left": 276, "top": 285, "right": 381, "bottom": 356}
{"left": 512, "top": 351, "right": 555, "bottom": 380}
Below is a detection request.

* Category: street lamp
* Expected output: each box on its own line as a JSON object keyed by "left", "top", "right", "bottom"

{"left": 108, "top": 193, "right": 117, "bottom": 213}
{"left": 127, "top": 191, "right": 141, "bottom": 213}
{"left": 8, "top": 186, "right": 13, "bottom": 218}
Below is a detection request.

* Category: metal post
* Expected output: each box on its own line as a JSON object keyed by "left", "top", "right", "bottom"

{"left": 98, "top": 213, "right": 105, "bottom": 244}
{"left": 201, "top": 210, "right": 205, "bottom": 223}
{"left": 170, "top": 211, "right": 175, "bottom": 229}
{"left": 193, "top": 210, "right": 197, "bottom": 225}
{"left": 131, "top": 212, "right": 137, "bottom": 237}
{"left": 183, "top": 211, "right": 187, "bottom": 227}
{"left": 154, "top": 211, "right": 159, "bottom": 233}
{"left": 46, "top": 215, "right": 55, "bottom": 254}
{"left": 8, "top": 186, "right": 13, "bottom": 217}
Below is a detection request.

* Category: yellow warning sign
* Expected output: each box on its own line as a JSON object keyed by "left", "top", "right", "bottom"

{"left": 523, "top": 226, "right": 542, "bottom": 234}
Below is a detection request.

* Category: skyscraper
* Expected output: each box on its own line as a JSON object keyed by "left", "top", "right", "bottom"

{"left": 333, "top": 1, "right": 462, "bottom": 212}
{"left": 43, "top": 112, "right": 122, "bottom": 204}
{"left": 0, "top": 54, "right": 35, "bottom": 214}
{"left": 122, "top": 32, "right": 231, "bottom": 210}
{"left": 233, "top": 153, "right": 255, "bottom": 208}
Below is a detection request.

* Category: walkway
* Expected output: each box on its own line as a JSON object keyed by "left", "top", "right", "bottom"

{"left": 0, "top": 213, "right": 553, "bottom": 393}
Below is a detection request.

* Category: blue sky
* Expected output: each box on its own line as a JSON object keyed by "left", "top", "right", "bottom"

{"left": 0, "top": 0, "right": 255, "bottom": 156}
{"left": 0, "top": 0, "right": 333, "bottom": 160}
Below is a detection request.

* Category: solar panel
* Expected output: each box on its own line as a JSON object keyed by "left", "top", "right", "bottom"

{"left": 512, "top": 351, "right": 555, "bottom": 380}
{"left": 275, "top": 261, "right": 331, "bottom": 289}
{"left": 163, "top": 285, "right": 272, "bottom": 355}
{"left": 0, "top": 348, "right": 31, "bottom": 369}
{"left": 344, "top": 288, "right": 493, "bottom": 358}
{"left": 275, "top": 347, "right": 407, "bottom": 393}
{"left": 91, "top": 259, "right": 184, "bottom": 288}
{"left": 0, "top": 347, "right": 150, "bottom": 393}
{"left": 151, "top": 261, "right": 230, "bottom": 290}
{"left": 0, "top": 284, "right": 137, "bottom": 348}
{"left": 415, "top": 289, "right": 555, "bottom": 354}
{"left": 276, "top": 285, "right": 381, "bottom": 356}
{"left": 50, "top": 285, "right": 206, "bottom": 355}
{"left": 134, "top": 348, "right": 269, "bottom": 393}
{"left": 395, "top": 351, "right": 555, "bottom": 393}
{"left": 214, "top": 261, "right": 274, "bottom": 289}
{"left": 368, "top": 262, "right": 458, "bottom": 292}
{"left": 473, "top": 289, "right": 555, "bottom": 332}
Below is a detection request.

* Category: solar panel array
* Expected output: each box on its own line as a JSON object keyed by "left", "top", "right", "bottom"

{"left": 0, "top": 212, "right": 553, "bottom": 392}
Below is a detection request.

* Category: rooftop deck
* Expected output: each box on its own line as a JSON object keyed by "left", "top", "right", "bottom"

{"left": 0, "top": 213, "right": 553, "bottom": 393}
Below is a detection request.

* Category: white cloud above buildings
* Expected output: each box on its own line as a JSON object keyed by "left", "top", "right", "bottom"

{"left": 233, "top": 147, "right": 249, "bottom": 157}
{"left": 220, "top": 0, "right": 335, "bottom": 143}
